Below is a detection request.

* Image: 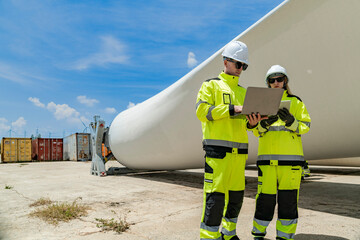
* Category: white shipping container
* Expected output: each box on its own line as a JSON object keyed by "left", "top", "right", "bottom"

{"left": 63, "top": 133, "right": 91, "bottom": 161}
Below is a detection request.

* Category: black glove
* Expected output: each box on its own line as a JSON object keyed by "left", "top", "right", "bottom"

{"left": 260, "top": 115, "right": 278, "bottom": 129}
{"left": 278, "top": 108, "right": 295, "bottom": 126}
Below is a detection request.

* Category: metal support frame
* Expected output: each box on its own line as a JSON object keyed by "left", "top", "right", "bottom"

{"left": 90, "top": 116, "right": 107, "bottom": 177}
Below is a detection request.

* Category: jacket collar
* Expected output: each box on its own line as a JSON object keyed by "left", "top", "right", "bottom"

{"left": 219, "top": 71, "right": 239, "bottom": 87}
{"left": 282, "top": 90, "right": 288, "bottom": 98}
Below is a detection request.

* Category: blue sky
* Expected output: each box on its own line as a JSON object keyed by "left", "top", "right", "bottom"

{"left": 0, "top": 0, "right": 283, "bottom": 139}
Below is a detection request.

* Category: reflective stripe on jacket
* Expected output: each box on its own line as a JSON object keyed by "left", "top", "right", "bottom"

{"left": 253, "top": 90, "right": 311, "bottom": 165}
{"left": 196, "top": 72, "right": 249, "bottom": 150}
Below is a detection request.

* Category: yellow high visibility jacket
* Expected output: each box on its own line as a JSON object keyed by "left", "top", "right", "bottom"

{"left": 196, "top": 72, "right": 249, "bottom": 152}
{"left": 253, "top": 90, "right": 311, "bottom": 165}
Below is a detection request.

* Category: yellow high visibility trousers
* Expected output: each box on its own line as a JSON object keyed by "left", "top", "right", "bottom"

{"left": 200, "top": 151, "right": 246, "bottom": 240}
{"left": 252, "top": 164, "right": 302, "bottom": 240}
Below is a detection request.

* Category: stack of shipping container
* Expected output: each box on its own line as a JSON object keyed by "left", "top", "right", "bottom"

{"left": 0, "top": 133, "right": 94, "bottom": 163}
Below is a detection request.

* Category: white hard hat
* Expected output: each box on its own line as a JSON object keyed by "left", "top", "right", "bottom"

{"left": 222, "top": 41, "right": 249, "bottom": 65}
{"left": 265, "top": 65, "right": 289, "bottom": 83}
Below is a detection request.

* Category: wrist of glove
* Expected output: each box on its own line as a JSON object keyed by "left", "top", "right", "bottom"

{"left": 278, "top": 108, "right": 295, "bottom": 127}
{"left": 259, "top": 115, "right": 279, "bottom": 130}
{"left": 285, "top": 116, "right": 295, "bottom": 127}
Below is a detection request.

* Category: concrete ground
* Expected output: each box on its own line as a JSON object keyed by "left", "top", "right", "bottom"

{"left": 0, "top": 161, "right": 359, "bottom": 240}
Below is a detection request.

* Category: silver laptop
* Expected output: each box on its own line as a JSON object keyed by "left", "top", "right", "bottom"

{"left": 241, "top": 87, "right": 284, "bottom": 116}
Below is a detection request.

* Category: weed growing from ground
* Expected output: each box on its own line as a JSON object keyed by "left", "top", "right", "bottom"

{"left": 29, "top": 200, "right": 89, "bottom": 225}
{"left": 95, "top": 217, "right": 130, "bottom": 234}
{"left": 29, "top": 197, "right": 53, "bottom": 207}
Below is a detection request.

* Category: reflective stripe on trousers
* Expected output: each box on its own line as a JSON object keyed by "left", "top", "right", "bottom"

{"left": 252, "top": 218, "right": 270, "bottom": 236}
{"left": 257, "top": 155, "right": 304, "bottom": 161}
{"left": 276, "top": 229, "right": 295, "bottom": 240}
{"left": 276, "top": 219, "right": 298, "bottom": 240}
{"left": 200, "top": 222, "right": 222, "bottom": 240}
{"left": 221, "top": 217, "right": 238, "bottom": 237}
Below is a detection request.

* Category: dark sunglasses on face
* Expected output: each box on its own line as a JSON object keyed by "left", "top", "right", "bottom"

{"left": 268, "top": 76, "right": 285, "bottom": 84}
{"left": 226, "top": 58, "right": 248, "bottom": 71}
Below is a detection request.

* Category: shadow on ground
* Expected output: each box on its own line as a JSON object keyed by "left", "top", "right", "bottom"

{"left": 107, "top": 166, "right": 360, "bottom": 219}
{"left": 245, "top": 165, "right": 360, "bottom": 176}
{"left": 295, "top": 234, "right": 350, "bottom": 240}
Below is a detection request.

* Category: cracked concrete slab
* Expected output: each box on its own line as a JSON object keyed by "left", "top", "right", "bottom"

{"left": 0, "top": 161, "right": 359, "bottom": 240}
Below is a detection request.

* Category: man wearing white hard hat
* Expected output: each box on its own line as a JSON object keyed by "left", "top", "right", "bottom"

{"left": 196, "top": 41, "right": 264, "bottom": 240}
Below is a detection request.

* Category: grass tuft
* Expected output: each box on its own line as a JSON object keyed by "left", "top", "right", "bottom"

{"left": 29, "top": 200, "right": 89, "bottom": 225}
{"left": 95, "top": 217, "right": 130, "bottom": 234}
{"left": 29, "top": 197, "right": 53, "bottom": 207}
{"left": 4, "top": 185, "right": 13, "bottom": 189}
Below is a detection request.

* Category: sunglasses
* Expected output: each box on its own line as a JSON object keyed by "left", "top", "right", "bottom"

{"left": 267, "top": 76, "right": 285, "bottom": 84}
{"left": 226, "top": 58, "right": 248, "bottom": 71}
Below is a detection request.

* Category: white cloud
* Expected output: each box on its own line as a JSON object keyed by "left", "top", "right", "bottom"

{"left": 47, "top": 102, "right": 80, "bottom": 120}
{"left": 28, "top": 97, "right": 45, "bottom": 108}
{"left": 0, "top": 118, "right": 10, "bottom": 132}
{"left": 27, "top": 97, "right": 88, "bottom": 126}
{"left": 187, "top": 51, "right": 198, "bottom": 68}
{"left": 0, "top": 62, "right": 58, "bottom": 86}
{"left": 77, "top": 95, "right": 99, "bottom": 107}
{"left": 0, "top": 63, "right": 31, "bottom": 85}
{"left": 105, "top": 107, "right": 117, "bottom": 114}
{"left": 127, "top": 102, "right": 138, "bottom": 109}
{"left": 74, "top": 35, "right": 129, "bottom": 70}
{"left": 11, "top": 117, "right": 26, "bottom": 129}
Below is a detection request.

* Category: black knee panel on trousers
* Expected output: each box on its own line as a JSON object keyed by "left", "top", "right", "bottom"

{"left": 225, "top": 190, "right": 244, "bottom": 218}
{"left": 205, "top": 161, "right": 213, "bottom": 173}
{"left": 204, "top": 192, "right": 225, "bottom": 226}
{"left": 278, "top": 190, "right": 298, "bottom": 219}
{"left": 255, "top": 193, "right": 276, "bottom": 221}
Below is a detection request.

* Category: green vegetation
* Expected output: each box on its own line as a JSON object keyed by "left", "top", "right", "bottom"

{"left": 29, "top": 200, "right": 89, "bottom": 225}
{"left": 95, "top": 217, "right": 130, "bottom": 234}
{"left": 29, "top": 197, "right": 53, "bottom": 207}
{"left": 4, "top": 185, "right": 13, "bottom": 189}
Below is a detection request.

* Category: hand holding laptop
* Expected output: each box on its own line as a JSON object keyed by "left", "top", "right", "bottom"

{"left": 247, "top": 113, "right": 268, "bottom": 128}
{"left": 234, "top": 105, "right": 243, "bottom": 113}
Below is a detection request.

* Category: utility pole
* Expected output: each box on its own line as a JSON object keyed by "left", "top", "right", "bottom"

{"left": 8, "top": 128, "right": 14, "bottom": 138}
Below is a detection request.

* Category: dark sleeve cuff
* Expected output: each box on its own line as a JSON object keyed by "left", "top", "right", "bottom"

{"left": 247, "top": 122, "right": 258, "bottom": 129}
{"left": 229, "top": 104, "right": 235, "bottom": 116}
